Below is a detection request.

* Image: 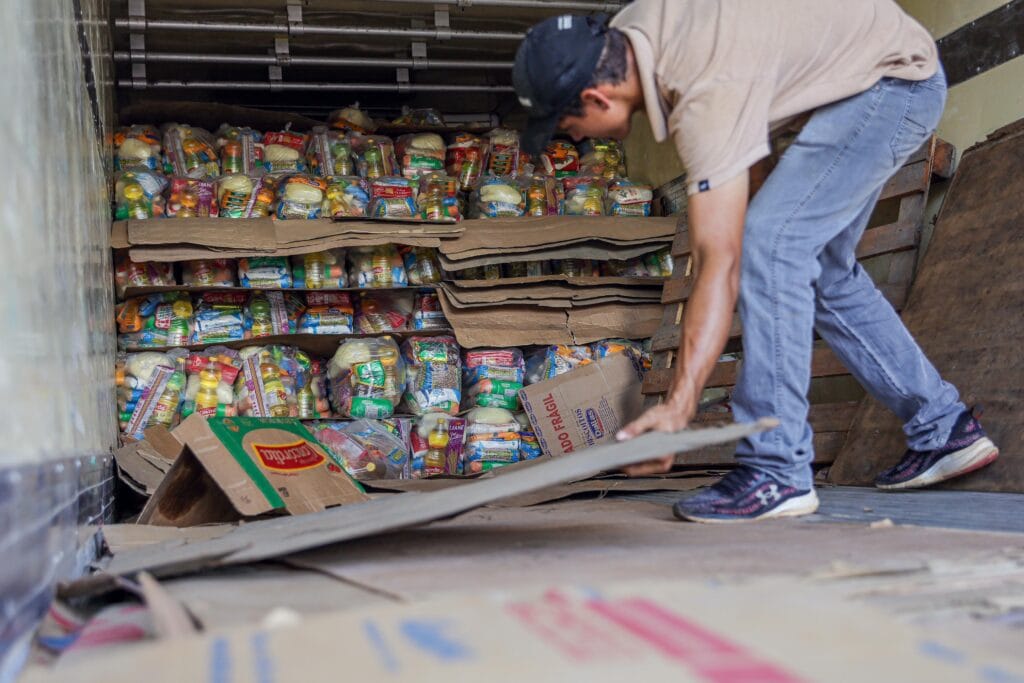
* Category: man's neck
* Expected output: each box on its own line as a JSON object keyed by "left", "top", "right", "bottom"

{"left": 623, "top": 40, "right": 646, "bottom": 112}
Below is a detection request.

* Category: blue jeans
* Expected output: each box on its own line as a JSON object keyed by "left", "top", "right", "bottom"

{"left": 730, "top": 67, "right": 964, "bottom": 490}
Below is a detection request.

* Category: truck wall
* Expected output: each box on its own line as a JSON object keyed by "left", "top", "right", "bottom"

{"left": 0, "top": 0, "right": 115, "bottom": 675}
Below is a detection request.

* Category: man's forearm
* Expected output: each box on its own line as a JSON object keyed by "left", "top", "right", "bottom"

{"left": 668, "top": 253, "right": 740, "bottom": 411}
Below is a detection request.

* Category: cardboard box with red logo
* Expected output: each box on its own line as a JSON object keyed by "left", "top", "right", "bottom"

{"left": 518, "top": 353, "right": 645, "bottom": 458}
{"left": 139, "top": 414, "right": 369, "bottom": 527}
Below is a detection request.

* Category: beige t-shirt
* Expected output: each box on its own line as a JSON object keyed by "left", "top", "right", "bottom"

{"left": 611, "top": 0, "right": 939, "bottom": 195}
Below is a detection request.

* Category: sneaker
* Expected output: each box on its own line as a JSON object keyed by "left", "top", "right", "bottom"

{"left": 875, "top": 408, "right": 999, "bottom": 491}
{"left": 673, "top": 466, "right": 819, "bottom": 524}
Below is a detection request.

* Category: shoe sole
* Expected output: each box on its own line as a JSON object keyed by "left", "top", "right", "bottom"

{"left": 876, "top": 438, "right": 1000, "bottom": 491}
{"left": 675, "top": 490, "right": 820, "bottom": 524}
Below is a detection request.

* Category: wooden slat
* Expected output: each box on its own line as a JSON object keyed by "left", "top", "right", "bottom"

{"left": 673, "top": 431, "right": 846, "bottom": 468}
{"left": 692, "top": 401, "right": 859, "bottom": 433}
{"left": 643, "top": 346, "right": 847, "bottom": 395}
{"left": 879, "top": 160, "right": 930, "bottom": 201}
{"left": 855, "top": 220, "right": 918, "bottom": 259}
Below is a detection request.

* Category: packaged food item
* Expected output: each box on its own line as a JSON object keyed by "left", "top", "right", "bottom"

{"left": 502, "top": 261, "right": 548, "bottom": 279}
{"left": 234, "top": 345, "right": 299, "bottom": 417}
{"left": 641, "top": 338, "right": 653, "bottom": 372}
{"left": 261, "top": 129, "right": 307, "bottom": 173}
{"left": 579, "top": 138, "right": 627, "bottom": 179}
{"left": 368, "top": 176, "right": 419, "bottom": 219}
{"left": 396, "top": 133, "right": 446, "bottom": 179}
{"left": 338, "top": 419, "right": 410, "bottom": 479}
{"left": 113, "top": 252, "right": 175, "bottom": 298}
{"left": 602, "top": 257, "right": 652, "bottom": 278}
{"left": 412, "top": 291, "right": 449, "bottom": 330}
{"left": 274, "top": 174, "right": 325, "bottom": 220}
{"left": 349, "top": 245, "right": 408, "bottom": 288}
{"left": 446, "top": 133, "right": 486, "bottom": 192}
{"left": 114, "top": 170, "right": 168, "bottom": 219}
{"left": 115, "top": 292, "right": 194, "bottom": 350}
{"left": 181, "top": 259, "right": 237, "bottom": 287}
{"left": 463, "top": 348, "right": 525, "bottom": 411}
{"left": 166, "top": 177, "right": 218, "bottom": 218}
{"left": 323, "top": 176, "right": 369, "bottom": 218}
{"left": 191, "top": 291, "right": 249, "bottom": 344}
{"left": 540, "top": 140, "right": 580, "bottom": 177}
{"left": 643, "top": 247, "right": 674, "bottom": 277}
{"left": 485, "top": 128, "right": 522, "bottom": 177}
{"left": 215, "top": 125, "right": 264, "bottom": 175}
{"left": 352, "top": 134, "right": 398, "bottom": 179}
{"left": 216, "top": 173, "right": 276, "bottom": 219}
{"left": 248, "top": 290, "right": 304, "bottom": 338}
{"left": 298, "top": 291, "right": 354, "bottom": 334}
{"left": 523, "top": 174, "right": 561, "bottom": 217}
{"left": 114, "top": 125, "right": 162, "bottom": 171}
{"left": 416, "top": 173, "right": 461, "bottom": 222}
{"left": 116, "top": 350, "right": 188, "bottom": 438}
{"left": 291, "top": 249, "right": 347, "bottom": 289}
{"left": 452, "top": 264, "right": 502, "bottom": 281}
{"left": 515, "top": 412, "right": 544, "bottom": 462}
{"left": 607, "top": 180, "right": 653, "bottom": 217}
{"left": 355, "top": 291, "right": 411, "bottom": 333}
{"left": 409, "top": 414, "right": 466, "bottom": 477}
{"left": 464, "top": 407, "right": 521, "bottom": 474}
{"left": 306, "top": 126, "right": 354, "bottom": 177}
{"left": 552, "top": 259, "right": 600, "bottom": 277}
{"left": 239, "top": 256, "right": 293, "bottom": 289}
{"left": 472, "top": 176, "right": 525, "bottom": 218}
{"left": 297, "top": 354, "right": 333, "bottom": 418}
{"left": 591, "top": 339, "right": 644, "bottom": 363}
{"left": 327, "top": 337, "right": 406, "bottom": 418}
{"left": 526, "top": 344, "right": 595, "bottom": 384}
{"left": 402, "top": 336, "right": 461, "bottom": 416}
{"left": 162, "top": 124, "right": 220, "bottom": 178}
{"left": 563, "top": 176, "right": 607, "bottom": 216}
{"left": 400, "top": 247, "right": 442, "bottom": 285}
{"left": 180, "top": 347, "right": 242, "bottom": 419}
{"left": 392, "top": 107, "right": 445, "bottom": 128}
{"left": 329, "top": 104, "right": 377, "bottom": 134}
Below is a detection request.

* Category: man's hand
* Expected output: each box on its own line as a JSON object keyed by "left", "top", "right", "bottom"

{"left": 615, "top": 394, "right": 697, "bottom": 476}
{"left": 614, "top": 170, "right": 750, "bottom": 478}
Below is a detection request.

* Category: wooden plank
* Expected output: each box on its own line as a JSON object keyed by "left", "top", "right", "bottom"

{"left": 855, "top": 220, "right": 918, "bottom": 259}
{"left": 692, "top": 401, "right": 860, "bottom": 433}
{"left": 831, "top": 126, "right": 1024, "bottom": 492}
{"left": 643, "top": 346, "right": 848, "bottom": 395}
{"left": 879, "top": 160, "right": 930, "bottom": 201}
{"left": 675, "top": 431, "right": 847, "bottom": 468}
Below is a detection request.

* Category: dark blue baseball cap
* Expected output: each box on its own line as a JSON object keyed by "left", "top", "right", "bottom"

{"left": 513, "top": 14, "right": 609, "bottom": 157}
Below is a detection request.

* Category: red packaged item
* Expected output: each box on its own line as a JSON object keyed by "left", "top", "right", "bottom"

{"left": 485, "top": 128, "right": 522, "bottom": 177}
{"left": 540, "top": 140, "right": 580, "bottom": 177}
{"left": 166, "top": 177, "right": 218, "bottom": 218}
{"left": 355, "top": 291, "right": 412, "bottom": 333}
{"left": 446, "top": 133, "right": 486, "bottom": 192}
{"left": 262, "top": 129, "right": 308, "bottom": 173}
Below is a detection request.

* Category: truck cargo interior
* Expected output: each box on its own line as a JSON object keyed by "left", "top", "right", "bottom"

{"left": 2, "top": 0, "right": 1023, "bottom": 681}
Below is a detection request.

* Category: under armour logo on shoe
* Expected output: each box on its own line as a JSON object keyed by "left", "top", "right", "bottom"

{"left": 755, "top": 484, "right": 781, "bottom": 506}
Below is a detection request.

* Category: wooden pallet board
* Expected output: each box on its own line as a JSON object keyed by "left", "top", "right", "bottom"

{"left": 829, "top": 122, "right": 1024, "bottom": 492}
{"left": 643, "top": 137, "right": 953, "bottom": 467}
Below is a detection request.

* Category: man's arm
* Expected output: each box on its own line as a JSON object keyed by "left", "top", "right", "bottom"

{"left": 617, "top": 171, "right": 749, "bottom": 476}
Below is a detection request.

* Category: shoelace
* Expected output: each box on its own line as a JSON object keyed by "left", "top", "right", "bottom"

{"left": 713, "top": 467, "right": 761, "bottom": 497}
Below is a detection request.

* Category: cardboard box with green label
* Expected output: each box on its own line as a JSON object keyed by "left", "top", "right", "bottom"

{"left": 139, "top": 414, "right": 369, "bottom": 527}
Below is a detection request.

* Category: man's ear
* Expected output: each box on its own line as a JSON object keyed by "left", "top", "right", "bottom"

{"left": 580, "top": 87, "right": 612, "bottom": 111}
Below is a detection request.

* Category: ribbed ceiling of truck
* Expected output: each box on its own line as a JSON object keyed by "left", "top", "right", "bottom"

{"left": 110, "top": 0, "right": 625, "bottom": 127}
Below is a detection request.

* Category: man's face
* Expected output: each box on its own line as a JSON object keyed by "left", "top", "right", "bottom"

{"left": 558, "top": 89, "right": 633, "bottom": 142}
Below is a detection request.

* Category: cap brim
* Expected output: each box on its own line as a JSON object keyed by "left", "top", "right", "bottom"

{"left": 521, "top": 113, "right": 559, "bottom": 158}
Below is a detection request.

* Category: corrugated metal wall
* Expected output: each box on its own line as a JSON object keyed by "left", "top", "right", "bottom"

{"left": 0, "top": 0, "right": 115, "bottom": 675}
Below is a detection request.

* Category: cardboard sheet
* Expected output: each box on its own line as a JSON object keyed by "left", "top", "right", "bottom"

{"left": 95, "top": 420, "right": 773, "bottom": 581}
{"left": 451, "top": 275, "right": 666, "bottom": 288}
{"left": 438, "top": 291, "right": 662, "bottom": 348}
{"left": 128, "top": 235, "right": 444, "bottom": 263}
{"left": 26, "top": 577, "right": 1024, "bottom": 682}
{"left": 439, "top": 282, "right": 662, "bottom": 307}
{"left": 440, "top": 241, "right": 668, "bottom": 270}
{"left": 438, "top": 216, "right": 676, "bottom": 256}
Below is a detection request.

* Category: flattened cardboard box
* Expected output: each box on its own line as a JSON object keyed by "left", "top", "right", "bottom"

{"left": 520, "top": 354, "right": 645, "bottom": 457}
{"left": 139, "top": 415, "right": 367, "bottom": 527}
{"left": 439, "top": 215, "right": 677, "bottom": 255}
